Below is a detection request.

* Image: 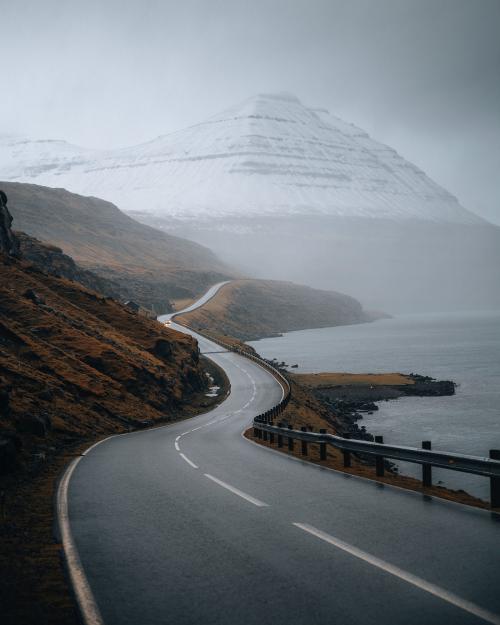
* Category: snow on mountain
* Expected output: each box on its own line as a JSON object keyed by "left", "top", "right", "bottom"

{"left": 0, "top": 93, "right": 484, "bottom": 224}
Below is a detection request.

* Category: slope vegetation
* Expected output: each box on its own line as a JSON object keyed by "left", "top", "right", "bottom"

{"left": 0, "top": 253, "right": 212, "bottom": 476}
{"left": 2, "top": 181, "right": 233, "bottom": 313}
{"left": 176, "top": 279, "right": 373, "bottom": 340}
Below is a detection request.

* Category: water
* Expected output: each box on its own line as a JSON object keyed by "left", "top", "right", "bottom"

{"left": 248, "top": 311, "right": 500, "bottom": 500}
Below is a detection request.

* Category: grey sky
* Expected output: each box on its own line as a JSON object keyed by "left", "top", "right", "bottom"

{"left": 1, "top": 0, "right": 499, "bottom": 223}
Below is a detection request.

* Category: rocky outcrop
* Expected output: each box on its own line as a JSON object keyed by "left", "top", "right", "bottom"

{"left": 0, "top": 190, "right": 19, "bottom": 256}
{"left": 0, "top": 251, "right": 215, "bottom": 476}
{"left": 16, "top": 231, "right": 123, "bottom": 301}
{"left": 303, "top": 373, "right": 456, "bottom": 442}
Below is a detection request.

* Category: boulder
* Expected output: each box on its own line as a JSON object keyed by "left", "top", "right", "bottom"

{"left": 0, "top": 434, "right": 21, "bottom": 474}
{"left": 0, "top": 380, "right": 11, "bottom": 418}
{"left": 23, "top": 289, "right": 46, "bottom": 305}
{"left": 152, "top": 339, "right": 172, "bottom": 360}
{"left": 0, "top": 190, "right": 20, "bottom": 256}
{"left": 15, "top": 414, "right": 50, "bottom": 437}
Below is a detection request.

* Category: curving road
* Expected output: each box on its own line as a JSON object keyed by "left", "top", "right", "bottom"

{"left": 65, "top": 284, "right": 500, "bottom": 625}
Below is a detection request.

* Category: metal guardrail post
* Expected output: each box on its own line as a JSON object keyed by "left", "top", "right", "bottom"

{"left": 375, "top": 435, "right": 385, "bottom": 476}
{"left": 252, "top": 419, "right": 500, "bottom": 502}
{"left": 343, "top": 433, "right": 351, "bottom": 467}
{"left": 491, "top": 450, "right": 500, "bottom": 507}
{"left": 301, "top": 427, "right": 308, "bottom": 456}
{"left": 422, "top": 441, "right": 432, "bottom": 487}
{"left": 203, "top": 324, "right": 500, "bottom": 507}
{"left": 319, "top": 429, "right": 327, "bottom": 460}
{"left": 277, "top": 423, "right": 284, "bottom": 448}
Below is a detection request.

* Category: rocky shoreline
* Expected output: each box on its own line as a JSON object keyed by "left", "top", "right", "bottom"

{"left": 289, "top": 371, "right": 456, "bottom": 444}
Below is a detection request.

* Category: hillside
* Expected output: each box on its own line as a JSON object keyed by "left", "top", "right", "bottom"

{"left": 0, "top": 252, "right": 217, "bottom": 476}
{"left": 0, "top": 192, "right": 231, "bottom": 625}
{"left": 175, "top": 279, "right": 374, "bottom": 341}
{"left": 1, "top": 182, "right": 234, "bottom": 313}
{"left": 15, "top": 231, "right": 125, "bottom": 300}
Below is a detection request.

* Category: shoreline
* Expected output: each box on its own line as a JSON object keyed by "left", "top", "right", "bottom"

{"left": 292, "top": 372, "right": 456, "bottom": 444}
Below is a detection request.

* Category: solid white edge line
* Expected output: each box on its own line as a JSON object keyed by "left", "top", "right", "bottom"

{"left": 179, "top": 453, "right": 199, "bottom": 469}
{"left": 57, "top": 458, "right": 104, "bottom": 625}
{"left": 174, "top": 441, "right": 180, "bottom": 451}
{"left": 54, "top": 282, "right": 239, "bottom": 625}
{"left": 293, "top": 523, "right": 500, "bottom": 625}
{"left": 81, "top": 435, "right": 116, "bottom": 456}
{"left": 204, "top": 473, "right": 269, "bottom": 507}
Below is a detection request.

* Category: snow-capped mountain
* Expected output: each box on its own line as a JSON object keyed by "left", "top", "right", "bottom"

{"left": 0, "top": 94, "right": 484, "bottom": 225}
{"left": 2, "top": 95, "right": 498, "bottom": 313}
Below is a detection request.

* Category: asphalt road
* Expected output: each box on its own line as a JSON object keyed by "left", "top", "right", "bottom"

{"left": 67, "top": 288, "right": 500, "bottom": 625}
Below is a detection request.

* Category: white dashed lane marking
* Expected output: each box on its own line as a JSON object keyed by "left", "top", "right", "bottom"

{"left": 293, "top": 523, "right": 500, "bottom": 625}
{"left": 179, "top": 453, "right": 199, "bottom": 469}
{"left": 204, "top": 474, "right": 269, "bottom": 507}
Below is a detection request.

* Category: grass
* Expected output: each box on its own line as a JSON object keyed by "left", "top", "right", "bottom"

{"left": 293, "top": 372, "right": 415, "bottom": 387}
{"left": 176, "top": 278, "right": 369, "bottom": 340}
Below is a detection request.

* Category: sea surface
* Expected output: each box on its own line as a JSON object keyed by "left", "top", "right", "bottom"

{"left": 248, "top": 311, "right": 500, "bottom": 500}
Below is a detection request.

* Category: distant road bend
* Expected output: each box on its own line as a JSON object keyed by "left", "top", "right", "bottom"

{"left": 61, "top": 282, "right": 500, "bottom": 625}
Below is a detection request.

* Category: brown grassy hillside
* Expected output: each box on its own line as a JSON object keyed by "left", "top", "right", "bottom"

{"left": 176, "top": 279, "right": 372, "bottom": 340}
{"left": 2, "top": 182, "right": 234, "bottom": 313}
{"left": 0, "top": 254, "right": 213, "bottom": 475}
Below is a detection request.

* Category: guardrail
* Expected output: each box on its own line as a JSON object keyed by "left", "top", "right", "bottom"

{"left": 170, "top": 318, "right": 500, "bottom": 509}
{"left": 253, "top": 417, "right": 500, "bottom": 508}
{"left": 171, "top": 321, "right": 292, "bottom": 415}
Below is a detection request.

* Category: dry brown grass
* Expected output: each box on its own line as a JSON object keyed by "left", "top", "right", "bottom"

{"left": 176, "top": 278, "right": 368, "bottom": 340}
{"left": 294, "top": 372, "right": 415, "bottom": 387}
{"left": 171, "top": 297, "right": 197, "bottom": 311}
{"left": 0, "top": 255, "right": 208, "bottom": 456}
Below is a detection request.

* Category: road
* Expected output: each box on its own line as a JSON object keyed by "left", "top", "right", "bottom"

{"left": 65, "top": 284, "right": 500, "bottom": 625}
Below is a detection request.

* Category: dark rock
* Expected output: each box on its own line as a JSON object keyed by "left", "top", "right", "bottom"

{"left": 30, "top": 326, "right": 53, "bottom": 337}
{"left": 124, "top": 300, "right": 141, "bottom": 313}
{"left": 15, "top": 415, "right": 48, "bottom": 437}
{"left": 0, "top": 437, "right": 18, "bottom": 474}
{"left": 37, "top": 388, "right": 54, "bottom": 401}
{"left": 23, "top": 288, "right": 46, "bottom": 305}
{"left": 152, "top": 339, "right": 172, "bottom": 360}
{"left": 16, "top": 231, "right": 123, "bottom": 302}
{"left": 0, "top": 381, "right": 11, "bottom": 418}
{"left": 0, "top": 190, "right": 20, "bottom": 257}
{"left": 83, "top": 355, "right": 106, "bottom": 373}
{"left": 406, "top": 375, "right": 456, "bottom": 396}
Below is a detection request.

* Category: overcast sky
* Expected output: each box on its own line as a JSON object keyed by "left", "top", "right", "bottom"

{"left": 1, "top": 0, "right": 499, "bottom": 224}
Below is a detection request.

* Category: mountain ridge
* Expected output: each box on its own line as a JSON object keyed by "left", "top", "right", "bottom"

{"left": 0, "top": 93, "right": 484, "bottom": 225}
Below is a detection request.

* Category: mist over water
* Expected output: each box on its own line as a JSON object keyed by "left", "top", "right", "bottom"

{"left": 165, "top": 215, "right": 500, "bottom": 314}
{"left": 249, "top": 310, "right": 500, "bottom": 499}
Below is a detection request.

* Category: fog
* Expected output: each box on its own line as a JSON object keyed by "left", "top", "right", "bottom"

{"left": 138, "top": 214, "right": 500, "bottom": 314}
{"left": 1, "top": 0, "right": 500, "bottom": 314}
{"left": 1, "top": 0, "right": 499, "bottom": 225}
